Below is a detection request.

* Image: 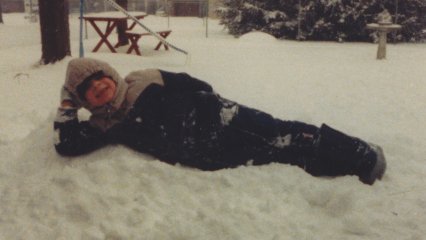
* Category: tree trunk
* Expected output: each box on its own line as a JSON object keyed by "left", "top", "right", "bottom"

{"left": 116, "top": 0, "right": 129, "bottom": 46}
{"left": 0, "top": 0, "right": 4, "bottom": 24}
{"left": 38, "top": 0, "right": 71, "bottom": 64}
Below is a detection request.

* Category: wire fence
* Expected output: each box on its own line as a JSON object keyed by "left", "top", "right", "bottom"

{"left": 71, "top": 0, "right": 211, "bottom": 17}
{"left": 1, "top": 0, "right": 222, "bottom": 20}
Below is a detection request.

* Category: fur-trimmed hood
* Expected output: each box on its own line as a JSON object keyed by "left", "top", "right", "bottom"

{"left": 65, "top": 57, "right": 127, "bottom": 110}
{"left": 64, "top": 58, "right": 129, "bottom": 131}
{"left": 63, "top": 58, "right": 166, "bottom": 131}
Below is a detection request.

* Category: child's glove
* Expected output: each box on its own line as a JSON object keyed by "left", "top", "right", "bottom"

{"left": 55, "top": 86, "right": 78, "bottom": 123}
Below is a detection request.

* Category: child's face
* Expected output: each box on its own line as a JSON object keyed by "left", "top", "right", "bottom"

{"left": 85, "top": 77, "right": 117, "bottom": 107}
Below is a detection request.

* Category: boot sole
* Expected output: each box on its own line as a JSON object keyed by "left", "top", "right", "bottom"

{"left": 360, "top": 144, "right": 387, "bottom": 185}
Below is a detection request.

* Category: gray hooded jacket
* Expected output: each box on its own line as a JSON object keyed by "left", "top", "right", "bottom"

{"left": 62, "top": 57, "right": 164, "bottom": 131}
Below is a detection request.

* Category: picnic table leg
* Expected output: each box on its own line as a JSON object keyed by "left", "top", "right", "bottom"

{"left": 89, "top": 20, "right": 118, "bottom": 53}
{"left": 127, "top": 20, "right": 139, "bottom": 31}
{"left": 126, "top": 35, "right": 142, "bottom": 56}
{"left": 154, "top": 32, "right": 171, "bottom": 50}
{"left": 127, "top": 16, "right": 145, "bottom": 31}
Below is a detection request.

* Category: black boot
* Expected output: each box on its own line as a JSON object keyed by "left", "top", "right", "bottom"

{"left": 306, "top": 124, "right": 386, "bottom": 185}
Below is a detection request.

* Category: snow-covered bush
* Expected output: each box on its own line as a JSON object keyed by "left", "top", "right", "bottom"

{"left": 216, "top": 0, "right": 426, "bottom": 42}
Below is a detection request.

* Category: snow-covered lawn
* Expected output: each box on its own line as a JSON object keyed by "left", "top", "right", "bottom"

{"left": 0, "top": 13, "right": 425, "bottom": 240}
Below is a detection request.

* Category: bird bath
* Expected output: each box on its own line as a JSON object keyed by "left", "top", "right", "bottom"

{"left": 366, "top": 10, "right": 401, "bottom": 60}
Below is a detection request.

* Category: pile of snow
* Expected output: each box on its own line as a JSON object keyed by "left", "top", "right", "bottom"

{"left": 238, "top": 31, "right": 277, "bottom": 43}
{"left": 0, "top": 13, "right": 426, "bottom": 240}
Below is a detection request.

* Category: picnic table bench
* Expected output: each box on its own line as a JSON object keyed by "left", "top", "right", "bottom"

{"left": 125, "top": 30, "right": 172, "bottom": 56}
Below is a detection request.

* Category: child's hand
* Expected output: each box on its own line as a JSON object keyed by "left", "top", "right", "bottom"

{"left": 61, "top": 100, "right": 76, "bottom": 108}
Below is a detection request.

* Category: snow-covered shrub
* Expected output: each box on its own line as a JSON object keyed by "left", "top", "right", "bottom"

{"left": 216, "top": 0, "right": 426, "bottom": 42}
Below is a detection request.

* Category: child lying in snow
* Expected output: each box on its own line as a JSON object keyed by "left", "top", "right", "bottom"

{"left": 54, "top": 57, "right": 386, "bottom": 185}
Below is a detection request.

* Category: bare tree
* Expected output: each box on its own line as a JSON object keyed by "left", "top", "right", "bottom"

{"left": 116, "top": 0, "right": 128, "bottom": 46}
{"left": 38, "top": 0, "right": 71, "bottom": 64}
{"left": 0, "top": 0, "right": 4, "bottom": 24}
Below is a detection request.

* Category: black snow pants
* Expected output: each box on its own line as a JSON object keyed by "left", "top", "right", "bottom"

{"left": 116, "top": 83, "right": 376, "bottom": 180}
{"left": 188, "top": 92, "right": 377, "bottom": 179}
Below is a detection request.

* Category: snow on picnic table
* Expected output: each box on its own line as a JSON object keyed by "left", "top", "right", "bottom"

{"left": 0, "top": 13, "right": 426, "bottom": 240}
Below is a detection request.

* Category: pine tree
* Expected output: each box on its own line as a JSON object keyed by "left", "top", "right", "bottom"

{"left": 391, "top": 0, "right": 426, "bottom": 41}
{"left": 217, "top": 0, "right": 426, "bottom": 42}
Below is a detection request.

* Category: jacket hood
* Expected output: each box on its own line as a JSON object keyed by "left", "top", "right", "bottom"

{"left": 65, "top": 57, "right": 125, "bottom": 106}
{"left": 64, "top": 57, "right": 128, "bottom": 131}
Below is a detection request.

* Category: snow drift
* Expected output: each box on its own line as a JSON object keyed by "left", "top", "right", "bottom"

{"left": 0, "top": 13, "right": 425, "bottom": 240}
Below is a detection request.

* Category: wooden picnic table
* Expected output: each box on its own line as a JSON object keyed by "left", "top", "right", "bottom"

{"left": 82, "top": 11, "right": 147, "bottom": 53}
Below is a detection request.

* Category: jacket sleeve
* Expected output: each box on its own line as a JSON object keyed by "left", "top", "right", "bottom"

{"left": 60, "top": 86, "right": 75, "bottom": 104}
{"left": 54, "top": 119, "right": 108, "bottom": 156}
{"left": 159, "top": 70, "right": 213, "bottom": 94}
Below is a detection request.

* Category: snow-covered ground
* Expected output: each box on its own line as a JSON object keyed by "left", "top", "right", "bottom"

{"left": 0, "top": 13, "right": 425, "bottom": 240}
